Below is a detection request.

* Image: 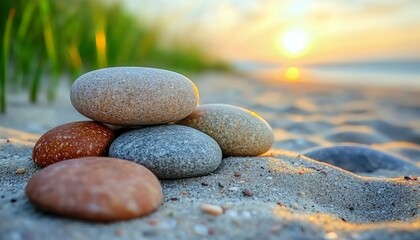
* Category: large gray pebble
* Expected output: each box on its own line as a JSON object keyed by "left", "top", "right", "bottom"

{"left": 70, "top": 67, "right": 199, "bottom": 126}
{"left": 109, "top": 125, "right": 222, "bottom": 179}
{"left": 178, "top": 104, "right": 274, "bottom": 156}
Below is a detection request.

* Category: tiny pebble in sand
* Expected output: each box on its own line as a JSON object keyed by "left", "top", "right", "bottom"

{"left": 242, "top": 189, "right": 253, "bottom": 197}
{"left": 15, "top": 167, "right": 25, "bottom": 174}
{"left": 200, "top": 203, "right": 224, "bottom": 216}
{"left": 194, "top": 224, "right": 209, "bottom": 236}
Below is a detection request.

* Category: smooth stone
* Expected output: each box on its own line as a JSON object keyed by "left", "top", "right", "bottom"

{"left": 32, "top": 121, "right": 115, "bottom": 167}
{"left": 25, "top": 157, "right": 163, "bottom": 222}
{"left": 178, "top": 104, "right": 274, "bottom": 156}
{"left": 302, "top": 143, "right": 420, "bottom": 174}
{"left": 70, "top": 67, "right": 199, "bottom": 126}
{"left": 109, "top": 125, "right": 222, "bottom": 179}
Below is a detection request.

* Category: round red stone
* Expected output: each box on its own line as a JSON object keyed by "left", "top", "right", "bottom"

{"left": 25, "top": 157, "right": 163, "bottom": 221}
{"left": 32, "top": 121, "right": 115, "bottom": 167}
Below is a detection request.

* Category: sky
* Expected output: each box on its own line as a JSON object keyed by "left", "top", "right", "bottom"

{"left": 119, "top": 0, "right": 420, "bottom": 66}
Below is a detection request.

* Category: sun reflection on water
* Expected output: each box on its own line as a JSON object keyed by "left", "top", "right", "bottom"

{"left": 284, "top": 67, "right": 300, "bottom": 81}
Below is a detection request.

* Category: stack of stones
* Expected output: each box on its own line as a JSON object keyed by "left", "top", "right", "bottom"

{"left": 26, "top": 67, "right": 274, "bottom": 222}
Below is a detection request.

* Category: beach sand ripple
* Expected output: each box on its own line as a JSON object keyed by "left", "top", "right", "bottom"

{"left": 1, "top": 73, "right": 419, "bottom": 239}
{"left": 303, "top": 144, "right": 420, "bottom": 176}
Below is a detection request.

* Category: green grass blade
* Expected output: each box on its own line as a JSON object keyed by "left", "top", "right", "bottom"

{"left": 14, "top": 1, "right": 37, "bottom": 90}
{"left": 1, "top": 8, "right": 15, "bottom": 113}
{"left": 17, "top": 1, "right": 36, "bottom": 41}
{"left": 29, "top": 62, "right": 43, "bottom": 103}
{"left": 39, "top": 0, "right": 59, "bottom": 101}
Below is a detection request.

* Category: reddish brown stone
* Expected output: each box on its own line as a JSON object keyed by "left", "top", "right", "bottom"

{"left": 32, "top": 121, "right": 115, "bottom": 167}
{"left": 25, "top": 157, "right": 163, "bottom": 222}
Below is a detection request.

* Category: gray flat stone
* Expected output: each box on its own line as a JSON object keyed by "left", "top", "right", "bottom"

{"left": 109, "top": 125, "right": 222, "bottom": 179}
{"left": 70, "top": 67, "right": 199, "bottom": 126}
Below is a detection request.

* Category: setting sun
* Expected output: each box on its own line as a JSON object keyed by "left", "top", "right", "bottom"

{"left": 280, "top": 29, "right": 309, "bottom": 57}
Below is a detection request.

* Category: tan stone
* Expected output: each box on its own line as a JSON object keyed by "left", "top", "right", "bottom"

{"left": 179, "top": 104, "right": 273, "bottom": 156}
{"left": 70, "top": 67, "right": 199, "bottom": 126}
{"left": 200, "top": 203, "right": 224, "bottom": 216}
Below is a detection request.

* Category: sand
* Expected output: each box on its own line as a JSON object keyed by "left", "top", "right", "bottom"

{"left": 1, "top": 73, "right": 419, "bottom": 239}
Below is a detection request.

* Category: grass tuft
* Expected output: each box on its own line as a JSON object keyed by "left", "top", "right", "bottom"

{"left": 0, "top": 0, "right": 230, "bottom": 113}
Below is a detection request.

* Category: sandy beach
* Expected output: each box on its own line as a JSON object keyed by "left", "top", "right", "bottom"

{"left": 1, "top": 72, "right": 419, "bottom": 239}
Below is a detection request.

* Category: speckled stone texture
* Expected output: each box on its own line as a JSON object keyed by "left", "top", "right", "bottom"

{"left": 25, "top": 157, "right": 163, "bottom": 222}
{"left": 70, "top": 67, "right": 199, "bottom": 126}
{"left": 178, "top": 104, "right": 274, "bottom": 156}
{"left": 32, "top": 121, "right": 115, "bottom": 167}
{"left": 303, "top": 143, "right": 420, "bottom": 175}
{"left": 109, "top": 125, "right": 222, "bottom": 179}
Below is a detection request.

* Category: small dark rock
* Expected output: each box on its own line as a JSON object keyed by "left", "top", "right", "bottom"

{"left": 242, "top": 189, "right": 253, "bottom": 197}
{"left": 208, "top": 228, "right": 216, "bottom": 236}
{"left": 143, "top": 230, "right": 158, "bottom": 237}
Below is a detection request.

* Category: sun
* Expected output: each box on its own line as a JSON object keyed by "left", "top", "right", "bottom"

{"left": 280, "top": 29, "right": 309, "bottom": 57}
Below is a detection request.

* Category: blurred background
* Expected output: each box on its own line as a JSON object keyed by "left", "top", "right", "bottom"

{"left": 1, "top": 0, "right": 420, "bottom": 114}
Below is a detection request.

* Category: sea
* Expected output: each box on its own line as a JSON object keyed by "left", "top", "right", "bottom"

{"left": 234, "top": 60, "right": 420, "bottom": 89}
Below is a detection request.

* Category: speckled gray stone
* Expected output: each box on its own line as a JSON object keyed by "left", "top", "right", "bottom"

{"left": 178, "top": 104, "right": 274, "bottom": 156}
{"left": 108, "top": 125, "right": 222, "bottom": 179}
{"left": 70, "top": 67, "right": 199, "bottom": 126}
{"left": 302, "top": 143, "right": 420, "bottom": 174}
